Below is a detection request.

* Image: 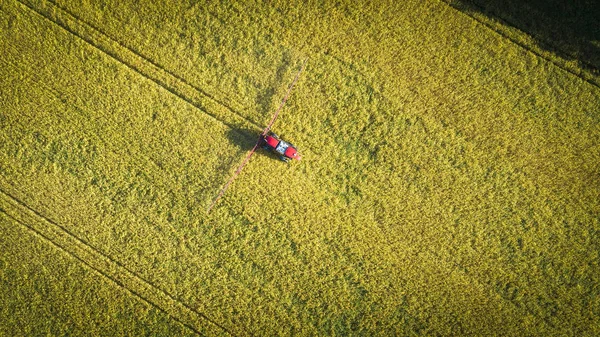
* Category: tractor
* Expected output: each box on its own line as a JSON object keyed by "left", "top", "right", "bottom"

{"left": 260, "top": 132, "right": 301, "bottom": 162}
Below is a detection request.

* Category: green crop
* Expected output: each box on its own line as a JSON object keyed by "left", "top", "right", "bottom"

{"left": 1, "top": 0, "right": 598, "bottom": 335}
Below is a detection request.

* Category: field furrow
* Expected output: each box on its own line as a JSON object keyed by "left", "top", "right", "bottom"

{"left": 14, "top": 0, "right": 271, "bottom": 132}
{"left": 0, "top": 189, "right": 230, "bottom": 336}
{"left": 436, "top": 0, "right": 600, "bottom": 89}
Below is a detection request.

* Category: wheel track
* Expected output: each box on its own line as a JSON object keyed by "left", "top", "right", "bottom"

{"left": 2, "top": 60, "right": 201, "bottom": 182}
{"left": 0, "top": 212, "right": 200, "bottom": 337}
{"left": 2, "top": 14, "right": 311, "bottom": 326}
{"left": 434, "top": 0, "right": 600, "bottom": 89}
{"left": 0, "top": 64, "right": 256, "bottom": 334}
{"left": 0, "top": 52, "right": 242, "bottom": 210}
{"left": 0, "top": 186, "right": 237, "bottom": 336}
{"left": 5, "top": 0, "right": 308, "bottom": 204}
{"left": 13, "top": 0, "right": 265, "bottom": 133}
{"left": 0, "top": 55, "right": 291, "bottom": 334}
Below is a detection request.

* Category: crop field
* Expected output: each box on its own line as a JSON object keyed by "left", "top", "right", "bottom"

{"left": 1, "top": 0, "right": 599, "bottom": 335}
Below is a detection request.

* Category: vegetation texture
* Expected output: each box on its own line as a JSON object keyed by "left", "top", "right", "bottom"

{"left": 1, "top": 0, "right": 599, "bottom": 335}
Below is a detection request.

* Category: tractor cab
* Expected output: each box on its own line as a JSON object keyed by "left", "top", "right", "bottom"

{"left": 261, "top": 133, "right": 301, "bottom": 162}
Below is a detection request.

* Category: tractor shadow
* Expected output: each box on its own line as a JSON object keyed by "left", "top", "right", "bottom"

{"left": 225, "top": 128, "right": 284, "bottom": 162}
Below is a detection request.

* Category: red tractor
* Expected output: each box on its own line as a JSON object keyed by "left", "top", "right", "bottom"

{"left": 260, "top": 132, "right": 301, "bottom": 162}
{"left": 207, "top": 59, "right": 307, "bottom": 213}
